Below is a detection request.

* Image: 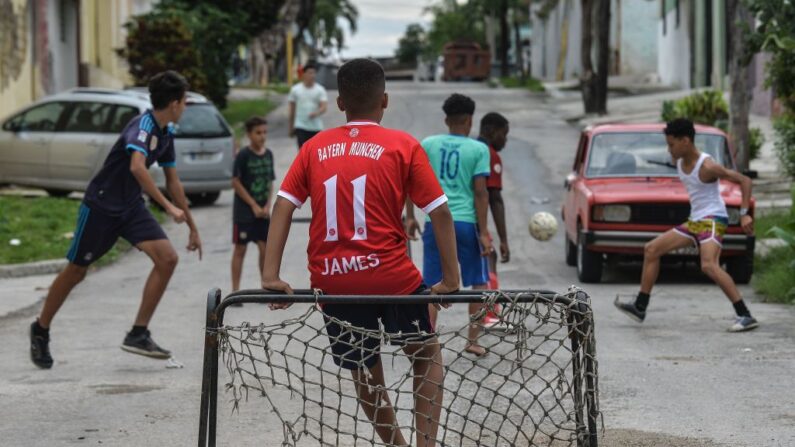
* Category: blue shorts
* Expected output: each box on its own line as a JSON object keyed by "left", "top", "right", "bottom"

{"left": 66, "top": 202, "right": 167, "bottom": 266}
{"left": 322, "top": 285, "right": 433, "bottom": 370}
{"left": 422, "top": 221, "right": 489, "bottom": 287}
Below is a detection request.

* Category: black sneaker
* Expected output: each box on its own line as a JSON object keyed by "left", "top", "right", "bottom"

{"left": 614, "top": 296, "right": 646, "bottom": 323}
{"left": 30, "top": 321, "right": 53, "bottom": 369}
{"left": 121, "top": 330, "right": 171, "bottom": 359}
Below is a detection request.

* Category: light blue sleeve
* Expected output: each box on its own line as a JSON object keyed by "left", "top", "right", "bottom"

{"left": 473, "top": 141, "right": 491, "bottom": 176}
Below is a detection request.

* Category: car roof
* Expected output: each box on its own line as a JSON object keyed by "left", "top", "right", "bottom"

{"left": 37, "top": 88, "right": 210, "bottom": 108}
{"left": 585, "top": 123, "right": 727, "bottom": 137}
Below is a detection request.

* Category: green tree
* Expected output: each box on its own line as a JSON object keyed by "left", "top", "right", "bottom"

{"left": 746, "top": 0, "right": 795, "bottom": 178}
{"left": 580, "top": 0, "right": 611, "bottom": 115}
{"left": 395, "top": 23, "right": 427, "bottom": 65}
{"left": 120, "top": 0, "right": 285, "bottom": 107}
{"left": 425, "top": 0, "right": 487, "bottom": 55}
{"left": 117, "top": 12, "right": 207, "bottom": 93}
{"left": 302, "top": 0, "right": 358, "bottom": 54}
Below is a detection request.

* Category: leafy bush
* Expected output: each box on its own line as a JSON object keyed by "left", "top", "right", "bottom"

{"left": 749, "top": 126, "right": 765, "bottom": 161}
{"left": 118, "top": 12, "right": 207, "bottom": 94}
{"left": 660, "top": 90, "right": 729, "bottom": 128}
{"left": 772, "top": 113, "right": 795, "bottom": 179}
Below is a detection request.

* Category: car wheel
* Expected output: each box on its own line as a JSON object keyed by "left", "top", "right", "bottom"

{"left": 187, "top": 191, "right": 220, "bottom": 206}
{"left": 45, "top": 189, "right": 71, "bottom": 198}
{"left": 726, "top": 253, "right": 753, "bottom": 284}
{"left": 564, "top": 232, "right": 577, "bottom": 266}
{"left": 577, "top": 227, "right": 603, "bottom": 283}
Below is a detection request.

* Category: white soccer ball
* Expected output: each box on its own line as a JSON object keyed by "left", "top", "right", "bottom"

{"left": 528, "top": 212, "right": 558, "bottom": 242}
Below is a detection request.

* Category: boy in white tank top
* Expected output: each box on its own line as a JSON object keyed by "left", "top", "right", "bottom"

{"left": 615, "top": 119, "right": 758, "bottom": 332}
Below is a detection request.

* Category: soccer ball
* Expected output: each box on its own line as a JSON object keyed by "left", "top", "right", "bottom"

{"left": 528, "top": 212, "right": 558, "bottom": 241}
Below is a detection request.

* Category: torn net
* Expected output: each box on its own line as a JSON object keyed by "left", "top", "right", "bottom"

{"left": 213, "top": 289, "right": 598, "bottom": 446}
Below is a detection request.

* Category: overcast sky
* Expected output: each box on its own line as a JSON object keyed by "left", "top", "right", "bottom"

{"left": 340, "top": 0, "right": 433, "bottom": 58}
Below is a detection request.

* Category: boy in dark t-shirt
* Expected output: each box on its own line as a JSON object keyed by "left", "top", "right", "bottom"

{"left": 231, "top": 116, "right": 275, "bottom": 293}
{"left": 29, "top": 71, "right": 203, "bottom": 369}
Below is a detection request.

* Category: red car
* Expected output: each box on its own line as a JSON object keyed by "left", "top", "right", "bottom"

{"left": 562, "top": 124, "right": 755, "bottom": 283}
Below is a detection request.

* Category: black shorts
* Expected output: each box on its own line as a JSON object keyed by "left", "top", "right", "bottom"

{"left": 66, "top": 202, "right": 167, "bottom": 266}
{"left": 322, "top": 285, "right": 434, "bottom": 370}
{"left": 295, "top": 128, "right": 320, "bottom": 149}
{"left": 233, "top": 219, "right": 270, "bottom": 244}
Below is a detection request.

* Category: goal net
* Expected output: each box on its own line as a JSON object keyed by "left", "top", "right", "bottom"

{"left": 198, "top": 288, "right": 599, "bottom": 447}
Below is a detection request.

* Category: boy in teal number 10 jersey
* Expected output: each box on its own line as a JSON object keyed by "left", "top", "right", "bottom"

{"left": 406, "top": 93, "right": 493, "bottom": 356}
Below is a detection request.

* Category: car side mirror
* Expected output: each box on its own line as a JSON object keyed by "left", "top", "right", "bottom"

{"left": 564, "top": 172, "right": 577, "bottom": 190}
{"left": 4, "top": 122, "right": 23, "bottom": 133}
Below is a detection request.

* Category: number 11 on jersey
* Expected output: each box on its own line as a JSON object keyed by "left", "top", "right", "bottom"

{"left": 323, "top": 174, "right": 368, "bottom": 242}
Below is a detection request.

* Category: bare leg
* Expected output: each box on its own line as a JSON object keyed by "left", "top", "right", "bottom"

{"left": 466, "top": 284, "right": 487, "bottom": 356}
{"left": 255, "top": 240, "right": 267, "bottom": 283}
{"left": 133, "top": 240, "right": 179, "bottom": 326}
{"left": 403, "top": 339, "right": 445, "bottom": 447}
{"left": 699, "top": 242, "right": 742, "bottom": 303}
{"left": 640, "top": 230, "right": 694, "bottom": 294}
{"left": 38, "top": 263, "right": 88, "bottom": 328}
{"left": 350, "top": 360, "right": 408, "bottom": 446}
{"left": 231, "top": 244, "right": 247, "bottom": 292}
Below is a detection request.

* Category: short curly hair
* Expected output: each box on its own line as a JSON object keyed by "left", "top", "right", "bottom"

{"left": 337, "top": 58, "right": 385, "bottom": 116}
{"left": 442, "top": 93, "right": 476, "bottom": 118}
{"left": 664, "top": 118, "right": 696, "bottom": 142}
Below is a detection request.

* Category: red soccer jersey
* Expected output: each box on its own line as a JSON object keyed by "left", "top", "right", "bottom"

{"left": 486, "top": 146, "right": 503, "bottom": 190}
{"left": 278, "top": 121, "right": 447, "bottom": 295}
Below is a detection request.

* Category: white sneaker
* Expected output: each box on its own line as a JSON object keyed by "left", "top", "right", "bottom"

{"left": 728, "top": 316, "right": 759, "bottom": 332}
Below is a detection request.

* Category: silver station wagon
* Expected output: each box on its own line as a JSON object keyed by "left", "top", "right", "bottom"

{"left": 0, "top": 88, "right": 234, "bottom": 205}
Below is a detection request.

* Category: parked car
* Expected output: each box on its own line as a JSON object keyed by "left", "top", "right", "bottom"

{"left": 562, "top": 123, "right": 755, "bottom": 284}
{"left": 0, "top": 88, "right": 234, "bottom": 205}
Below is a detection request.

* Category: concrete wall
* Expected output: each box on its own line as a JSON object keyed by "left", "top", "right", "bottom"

{"left": 618, "top": 0, "right": 658, "bottom": 75}
{"left": 751, "top": 52, "right": 777, "bottom": 117}
{"left": 657, "top": 0, "right": 691, "bottom": 88}
{"left": 48, "top": 0, "right": 79, "bottom": 93}
{"left": 530, "top": 0, "right": 582, "bottom": 81}
{"left": 1, "top": 0, "right": 158, "bottom": 117}
{"left": 0, "top": 0, "right": 35, "bottom": 119}
{"left": 530, "top": 0, "right": 657, "bottom": 81}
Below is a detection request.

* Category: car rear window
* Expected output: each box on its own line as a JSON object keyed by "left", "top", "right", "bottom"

{"left": 174, "top": 104, "right": 231, "bottom": 138}
{"left": 586, "top": 132, "right": 730, "bottom": 178}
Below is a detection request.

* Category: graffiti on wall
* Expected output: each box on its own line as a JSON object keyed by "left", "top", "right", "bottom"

{"left": 0, "top": 0, "right": 29, "bottom": 91}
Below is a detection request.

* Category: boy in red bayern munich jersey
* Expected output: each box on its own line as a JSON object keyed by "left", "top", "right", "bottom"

{"left": 262, "top": 58, "right": 460, "bottom": 447}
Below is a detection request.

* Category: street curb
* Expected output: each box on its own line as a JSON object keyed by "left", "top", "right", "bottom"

{"left": 0, "top": 259, "right": 67, "bottom": 279}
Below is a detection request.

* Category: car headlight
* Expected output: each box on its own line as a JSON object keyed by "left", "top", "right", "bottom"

{"left": 593, "top": 205, "right": 631, "bottom": 222}
{"left": 726, "top": 207, "right": 740, "bottom": 225}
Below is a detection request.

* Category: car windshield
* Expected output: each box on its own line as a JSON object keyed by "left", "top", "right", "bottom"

{"left": 585, "top": 132, "right": 730, "bottom": 177}
{"left": 174, "top": 104, "right": 231, "bottom": 138}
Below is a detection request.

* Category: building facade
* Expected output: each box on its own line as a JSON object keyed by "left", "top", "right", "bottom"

{"left": 529, "top": 0, "right": 658, "bottom": 82}
{"left": 0, "top": 0, "right": 156, "bottom": 119}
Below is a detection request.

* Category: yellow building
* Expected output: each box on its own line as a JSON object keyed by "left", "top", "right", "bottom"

{"left": 0, "top": 0, "right": 155, "bottom": 120}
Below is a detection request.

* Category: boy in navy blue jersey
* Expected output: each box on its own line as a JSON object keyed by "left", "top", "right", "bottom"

{"left": 29, "top": 71, "right": 203, "bottom": 369}
{"left": 230, "top": 116, "right": 275, "bottom": 293}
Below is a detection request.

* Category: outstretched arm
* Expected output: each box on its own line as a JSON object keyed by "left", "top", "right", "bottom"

{"left": 702, "top": 158, "right": 753, "bottom": 234}
{"left": 428, "top": 203, "right": 460, "bottom": 296}
{"left": 130, "top": 152, "right": 183, "bottom": 222}
{"left": 473, "top": 176, "right": 493, "bottom": 256}
{"left": 488, "top": 188, "right": 509, "bottom": 262}
{"left": 262, "top": 197, "right": 297, "bottom": 306}
{"left": 165, "top": 167, "right": 202, "bottom": 259}
{"left": 404, "top": 198, "right": 421, "bottom": 240}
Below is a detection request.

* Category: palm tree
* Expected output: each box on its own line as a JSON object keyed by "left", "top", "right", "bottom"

{"left": 297, "top": 0, "right": 359, "bottom": 57}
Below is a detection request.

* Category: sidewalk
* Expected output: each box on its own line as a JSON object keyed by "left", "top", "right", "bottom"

{"left": 544, "top": 77, "right": 793, "bottom": 212}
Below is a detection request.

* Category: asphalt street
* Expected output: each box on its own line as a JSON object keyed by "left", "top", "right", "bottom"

{"left": 1, "top": 82, "right": 793, "bottom": 446}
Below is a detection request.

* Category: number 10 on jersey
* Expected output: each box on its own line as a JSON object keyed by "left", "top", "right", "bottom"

{"left": 323, "top": 174, "right": 368, "bottom": 242}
